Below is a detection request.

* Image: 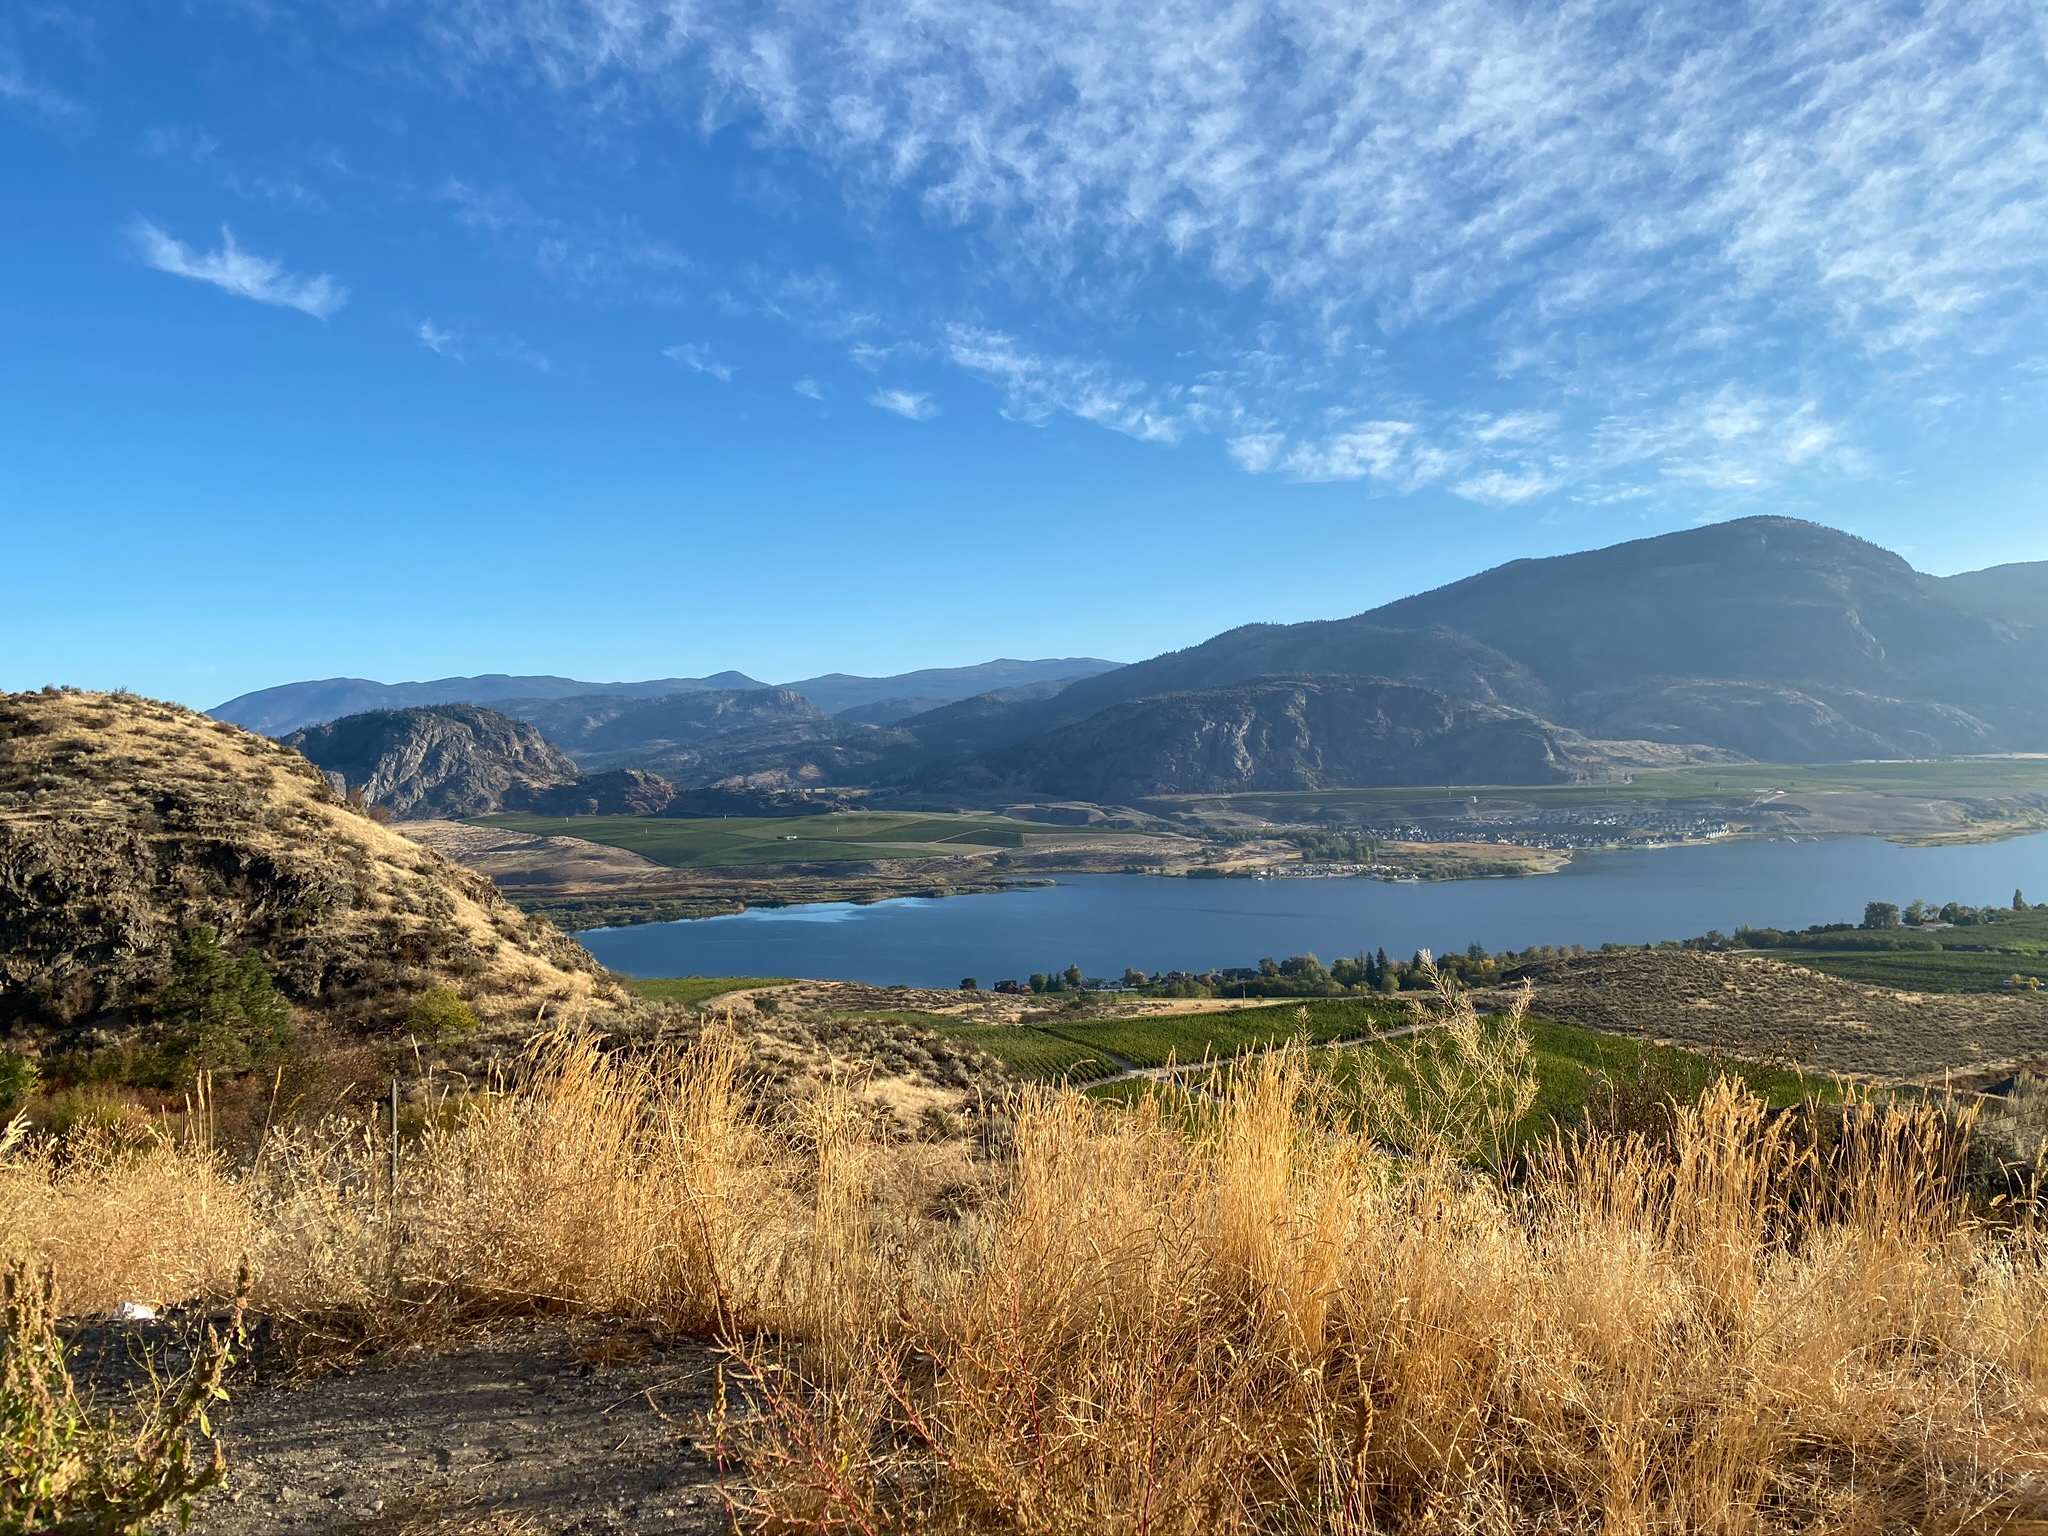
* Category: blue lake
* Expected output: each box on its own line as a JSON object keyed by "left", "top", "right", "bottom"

{"left": 579, "top": 833, "right": 2048, "bottom": 987}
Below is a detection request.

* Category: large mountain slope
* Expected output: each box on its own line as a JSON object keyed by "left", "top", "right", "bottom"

{"left": 283, "top": 705, "right": 580, "bottom": 819}
{"left": 0, "top": 690, "right": 626, "bottom": 1038}
{"left": 913, "top": 518, "right": 2048, "bottom": 773}
{"left": 950, "top": 677, "right": 1726, "bottom": 801}
{"left": 1938, "top": 561, "right": 2048, "bottom": 630}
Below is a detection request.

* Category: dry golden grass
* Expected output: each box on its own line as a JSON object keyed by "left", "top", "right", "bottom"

{"left": 724, "top": 995, "right": 2048, "bottom": 1534}
{"left": 5, "top": 990, "right": 2048, "bottom": 1532}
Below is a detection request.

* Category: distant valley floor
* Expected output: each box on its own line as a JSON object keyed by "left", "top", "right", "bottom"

{"left": 401, "top": 759, "right": 2048, "bottom": 930}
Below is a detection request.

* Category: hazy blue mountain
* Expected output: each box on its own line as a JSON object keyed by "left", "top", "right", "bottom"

{"left": 215, "top": 672, "right": 764, "bottom": 736}
{"left": 786, "top": 658, "right": 1122, "bottom": 719}
{"left": 1938, "top": 561, "right": 2048, "bottom": 630}
{"left": 214, "top": 658, "right": 1119, "bottom": 735}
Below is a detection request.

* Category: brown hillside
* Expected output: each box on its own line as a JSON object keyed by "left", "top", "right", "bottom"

{"left": 0, "top": 688, "right": 630, "bottom": 1039}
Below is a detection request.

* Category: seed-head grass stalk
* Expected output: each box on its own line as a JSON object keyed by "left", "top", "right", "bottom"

{"left": 731, "top": 999, "right": 2048, "bottom": 1535}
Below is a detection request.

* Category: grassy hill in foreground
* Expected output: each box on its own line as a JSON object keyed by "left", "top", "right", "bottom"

{"left": 0, "top": 688, "right": 629, "bottom": 1044}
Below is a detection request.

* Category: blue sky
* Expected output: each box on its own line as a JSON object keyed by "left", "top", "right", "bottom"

{"left": 4, "top": 0, "right": 2045, "bottom": 709}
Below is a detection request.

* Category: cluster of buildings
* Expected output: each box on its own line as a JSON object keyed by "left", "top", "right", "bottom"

{"left": 1356, "top": 809, "right": 1733, "bottom": 853}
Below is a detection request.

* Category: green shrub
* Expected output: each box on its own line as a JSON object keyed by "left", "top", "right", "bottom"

{"left": 404, "top": 985, "right": 479, "bottom": 1045}
{"left": 0, "top": 1051, "right": 37, "bottom": 1115}
{"left": 1, "top": 1260, "right": 245, "bottom": 1534}
{"left": 153, "top": 928, "right": 294, "bottom": 1076}
{"left": 34, "top": 1087, "right": 156, "bottom": 1148}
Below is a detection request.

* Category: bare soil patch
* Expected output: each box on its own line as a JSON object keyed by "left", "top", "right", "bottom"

{"left": 195, "top": 1323, "right": 730, "bottom": 1535}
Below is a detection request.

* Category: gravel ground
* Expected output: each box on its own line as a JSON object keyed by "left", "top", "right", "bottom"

{"left": 74, "top": 1319, "right": 738, "bottom": 1534}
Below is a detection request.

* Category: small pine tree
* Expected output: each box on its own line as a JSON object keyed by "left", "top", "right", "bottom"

{"left": 0, "top": 1051, "right": 37, "bottom": 1114}
{"left": 2017, "top": 889, "right": 2029, "bottom": 912}
{"left": 155, "top": 927, "right": 294, "bottom": 1074}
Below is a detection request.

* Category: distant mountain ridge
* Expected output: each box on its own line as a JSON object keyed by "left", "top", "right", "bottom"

{"left": 1938, "top": 561, "right": 2048, "bottom": 630}
{"left": 217, "top": 672, "right": 766, "bottom": 736}
{"left": 905, "top": 518, "right": 2048, "bottom": 780}
{"left": 216, "top": 521, "right": 2048, "bottom": 805}
{"left": 213, "top": 658, "right": 1122, "bottom": 735}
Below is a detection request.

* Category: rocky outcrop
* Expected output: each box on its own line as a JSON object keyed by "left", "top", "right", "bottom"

{"left": 284, "top": 705, "right": 579, "bottom": 819}
{"left": 508, "top": 768, "right": 679, "bottom": 817}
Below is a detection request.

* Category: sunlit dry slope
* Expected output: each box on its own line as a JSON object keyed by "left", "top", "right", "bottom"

{"left": 0, "top": 688, "right": 629, "bottom": 1040}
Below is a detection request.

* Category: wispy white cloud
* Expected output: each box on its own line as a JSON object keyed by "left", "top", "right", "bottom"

{"left": 438, "top": 177, "right": 692, "bottom": 299}
{"left": 868, "top": 388, "right": 937, "bottom": 421}
{"left": 140, "top": 123, "right": 325, "bottom": 206}
{"left": 0, "top": 47, "right": 82, "bottom": 120}
{"left": 417, "top": 318, "right": 552, "bottom": 372}
{"left": 792, "top": 376, "right": 825, "bottom": 400}
{"left": 943, "top": 324, "right": 1182, "bottom": 444}
{"left": 441, "top": 0, "right": 2048, "bottom": 359}
{"left": 416, "top": 319, "right": 462, "bottom": 359}
{"left": 498, "top": 337, "right": 553, "bottom": 373}
{"left": 1452, "top": 468, "right": 1558, "bottom": 506}
{"left": 128, "top": 218, "right": 347, "bottom": 319}
{"left": 400, "top": 0, "right": 2048, "bottom": 508}
{"left": 662, "top": 341, "right": 734, "bottom": 382}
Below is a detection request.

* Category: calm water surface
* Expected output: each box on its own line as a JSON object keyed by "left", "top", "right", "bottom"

{"left": 580, "top": 833, "right": 2048, "bottom": 987}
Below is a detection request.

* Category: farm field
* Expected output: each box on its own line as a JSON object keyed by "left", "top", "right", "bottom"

{"left": 476, "top": 810, "right": 1122, "bottom": 869}
{"left": 828, "top": 996, "right": 1406, "bottom": 1084}
{"left": 1159, "top": 757, "right": 2048, "bottom": 817}
{"left": 1086, "top": 1017, "right": 1834, "bottom": 1135}
{"left": 1779, "top": 950, "right": 2048, "bottom": 991}
{"left": 1747, "top": 905, "right": 2048, "bottom": 992}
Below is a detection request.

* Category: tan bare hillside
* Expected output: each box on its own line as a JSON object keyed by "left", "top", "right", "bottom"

{"left": 0, "top": 688, "right": 630, "bottom": 1039}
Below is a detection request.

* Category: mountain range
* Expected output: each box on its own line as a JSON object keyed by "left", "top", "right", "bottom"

{"left": 217, "top": 519, "right": 2048, "bottom": 812}
{"left": 214, "top": 658, "right": 1122, "bottom": 736}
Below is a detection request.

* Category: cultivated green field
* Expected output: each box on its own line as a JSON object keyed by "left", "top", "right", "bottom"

{"left": 1758, "top": 907, "right": 2048, "bottom": 993}
{"left": 1086, "top": 1017, "right": 1833, "bottom": 1136}
{"left": 1160, "top": 757, "right": 2048, "bottom": 816}
{"left": 477, "top": 811, "right": 1116, "bottom": 869}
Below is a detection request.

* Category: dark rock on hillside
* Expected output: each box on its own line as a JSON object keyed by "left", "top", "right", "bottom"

{"left": 0, "top": 690, "right": 624, "bottom": 1039}
{"left": 507, "top": 768, "right": 679, "bottom": 817}
{"left": 949, "top": 676, "right": 1729, "bottom": 801}
{"left": 283, "top": 705, "right": 579, "bottom": 819}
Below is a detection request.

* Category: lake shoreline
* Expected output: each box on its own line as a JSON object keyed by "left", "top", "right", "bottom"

{"left": 577, "top": 834, "right": 2048, "bottom": 988}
